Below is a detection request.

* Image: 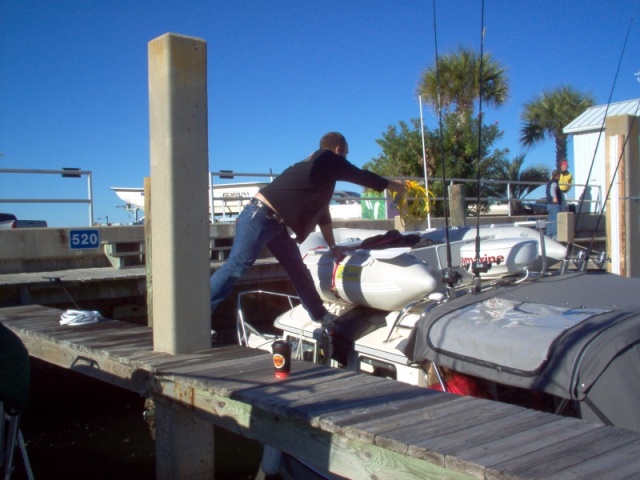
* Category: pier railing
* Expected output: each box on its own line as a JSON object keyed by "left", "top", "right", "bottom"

{"left": 0, "top": 167, "right": 601, "bottom": 227}
{"left": 0, "top": 168, "right": 94, "bottom": 224}
{"left": 208, "top": 170, "right": 602, "bottom": 219}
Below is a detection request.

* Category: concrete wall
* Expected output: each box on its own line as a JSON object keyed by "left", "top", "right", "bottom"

{"left": 0, "top": 223, "right": 233, "bottom": 274}
{"left": 0, "top": 227, "right": 113, "bottom": 273}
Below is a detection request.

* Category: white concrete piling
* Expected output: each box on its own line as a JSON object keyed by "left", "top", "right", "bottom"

{"left": 148, "top": 32, "right": 214, "bottom": 480}
{"left": 148, "top": 33, "right": 211, "bottom": 355}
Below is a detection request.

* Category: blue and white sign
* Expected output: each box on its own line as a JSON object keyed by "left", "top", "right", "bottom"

{"left": 69, "top": 229, "right": 101, "bottom": 250}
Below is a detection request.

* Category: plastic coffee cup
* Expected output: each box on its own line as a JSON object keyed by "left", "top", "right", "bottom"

{"left": 272, "top": 340, "right": 292, "bottom": 378}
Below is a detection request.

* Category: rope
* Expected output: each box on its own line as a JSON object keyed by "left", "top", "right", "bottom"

{"left": 391, "top": 180, "right": 435, "bottom": 227}
{"left": 59, "top": 309, "right": 103, "bottom": 326}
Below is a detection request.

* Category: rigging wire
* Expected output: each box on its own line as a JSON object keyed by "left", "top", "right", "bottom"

{"left": 431, "top": 0, "right": 461, "bottom": 297}
{"left": 471, "top": 0, "right": 490, "bottom": 293}
{"left": 560, "top": 19, "right": 633, "bottom": 273}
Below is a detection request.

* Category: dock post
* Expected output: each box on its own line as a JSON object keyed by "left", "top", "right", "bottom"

{"left": 153, "top": 396, "right": 214, "bottom": 479}
{"left": 449, "top": 184, "right": 466, "bottom": 227}
{"left": 148, "top": 33, "right": 211, "bottom": 353}
{"left": 605, "top": 114, "right": 640, "bottom": 277}
{"left": 144, "top": 176, "right": 153, "bottom": 327}
{"left": 148, "top": 33, "right": 214, "bottom": 479}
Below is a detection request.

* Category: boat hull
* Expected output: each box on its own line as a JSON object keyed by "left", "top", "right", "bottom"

{"left": 110, "top": 182, "right": 268, "bottom": 216}
{"left": 304, "top": 248, "right": 439, "bottom": 311}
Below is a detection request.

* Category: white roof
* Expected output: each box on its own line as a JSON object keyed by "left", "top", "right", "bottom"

{"left": 563, "top": 98, "right": 640, "bottom": 134}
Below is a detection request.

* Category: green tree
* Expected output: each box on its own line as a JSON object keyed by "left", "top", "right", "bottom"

{"left": 426, "top": 111, "right": 510, "bottom": 187}
{"left": 413, "top": 46, "right": 510, "bottom": 214}
{"left": 425, "top": 111, "right": 510, "bottom": 206}
{"left": 520, "top": 85, "right": 595, "bottom": 169}
{"left": 365, "top": 113, "right": 511, "bottom": 216}
{"left": 417, "top": 46, "right": 509, "bottom": 116}
{"left": 366, "top": 46, "right": 513, "bottom": 215}
{"left": 364, "top": 119, "right": 425, "bottom": 178}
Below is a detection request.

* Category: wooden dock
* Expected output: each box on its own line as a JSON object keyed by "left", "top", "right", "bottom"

{"left": 3, "top": 304, "right": 640, "bottom": 479}
{"left": 0, "top": 258, "right": 289, "bottom": 329}
{"left": 0, "top": 257, "right": 285, "bottom": 298}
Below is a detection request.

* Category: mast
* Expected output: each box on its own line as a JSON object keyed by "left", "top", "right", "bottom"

{"left": 431, "top": 0, "right": 461, "bottom": 298}
{"left": 419, "top": 94, "right": 432, "bottom": 229}
{"left": 471, "top": 0, "right": 490, "bottom": 293}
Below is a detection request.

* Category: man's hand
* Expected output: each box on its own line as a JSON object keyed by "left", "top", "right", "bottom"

{"left": 387, "top": 179, "right": 407, "bottom": 195}
{"left": 329, "top": 244, "right": 348, "bottom": 261}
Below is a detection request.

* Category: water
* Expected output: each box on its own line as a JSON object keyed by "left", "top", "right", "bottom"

{"left": 12, "top": 359, "right": 269, "bottom": 480}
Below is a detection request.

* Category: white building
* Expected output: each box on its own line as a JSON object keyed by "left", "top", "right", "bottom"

{"left": 563, "top": 98, "right": 640, "bottom": 213}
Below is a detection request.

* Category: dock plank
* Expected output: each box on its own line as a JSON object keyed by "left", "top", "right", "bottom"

{"left": 356, "top": 397, "right": 524, "bottom": 473}
{"left": 149, "top": 347, "right": 266, "bottom": 375}
{"left": 454, "top": 418, "right": 609, "bottom": 479}
{"left": 164, "top": 359, "right": 289, "bottom": 396}
{"left": 373, "top": 399, "right": 527, "bottom": 461}
{"left": 349, "top": 395, "right": 479, "bottom": 439}
{"left": 424, "top": 410, "right": 566, "bottom": 459}
{"left": 488, "top": 427, "right": 638, "bottom": 479}
{"left": 290, "top": 377, "right": 426, "bottom": 426}
{"left": 542, "top": 439, "right": 640, "bottom": 480}
{"left": 237, "top": 369, "right": 392, "bottom": 419}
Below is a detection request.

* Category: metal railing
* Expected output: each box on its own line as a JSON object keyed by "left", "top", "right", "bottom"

{"left": 0, "top": 168, "right": 94, "bottom": 225}
{"left": 438, "top": 177, "right": 603, "bottom": 216}
{"left": 0, "top": 167, "right": 600, "bottom": 227}
{"left": 206, "top": 170, "right": 602, "bottom": 219}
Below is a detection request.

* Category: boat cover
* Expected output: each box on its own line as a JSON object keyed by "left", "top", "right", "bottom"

{"left": 400, "top": 272, "right": 640, "bottom": 430}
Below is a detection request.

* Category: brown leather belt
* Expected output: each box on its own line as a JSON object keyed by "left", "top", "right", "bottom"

{"left": 250, "top": 198, "right": 287, "bottom": 225}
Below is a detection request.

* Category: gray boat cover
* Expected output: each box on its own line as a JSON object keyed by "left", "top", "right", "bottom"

{"left": 400, "top": 272, "right": 640, "bottom": 430}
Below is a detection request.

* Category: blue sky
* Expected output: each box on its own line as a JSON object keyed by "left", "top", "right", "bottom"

{"left": 1, "top": 0, "right": 639, "bottom": 227}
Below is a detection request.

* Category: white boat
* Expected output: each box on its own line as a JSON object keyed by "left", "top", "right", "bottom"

{"left": 234, "top": 225, "right": 640, "bottom": 433}
{"left": 240, "top": 223, "right": 562, "bottom": 354}
{"left": 303, "top": 247, "right": 440, "bottom": 311}
{"left": 111, "top": 182, "right": 269, "bottom": 220}
{"left": 111, "top": 185, "right": 367, "bottom": 221}
{"left": 300, "top": 224, "right": 566, "bottom": 298}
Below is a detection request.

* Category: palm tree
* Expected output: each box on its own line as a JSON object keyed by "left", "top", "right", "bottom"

{"left": 520, "top": 85, "right": 595, "bottom": 169}
{"left": 488, "top": 154, "right": 550, "bottom": 214}
{"left": 417, "top": 46, "right": 509, "bottom": 116}
{"left": 500, "top": 154, "right": 550, "bottom": 200}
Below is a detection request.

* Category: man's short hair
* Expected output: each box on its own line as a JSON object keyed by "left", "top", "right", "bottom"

{"left": 551, "top": 170, "right": 559, "bottom": 178}
{"left": 320, "top": 132, "right": 347, "bottom": 150}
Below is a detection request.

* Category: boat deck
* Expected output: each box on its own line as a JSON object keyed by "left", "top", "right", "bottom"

{"left": 2, "top": 304, "right": 640, "bottom": 479}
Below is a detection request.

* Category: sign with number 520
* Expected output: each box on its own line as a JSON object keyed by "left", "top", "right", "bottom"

{"left": 69, "top": 229, "right": 101, "bottom": 250}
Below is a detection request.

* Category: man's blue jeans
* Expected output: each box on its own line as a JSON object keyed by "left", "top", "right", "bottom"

{"left": 546, "top": 203, "right": 559, "bottom": 239}
{"left": 209, "top": 202, "right": 326, "bottom": 320}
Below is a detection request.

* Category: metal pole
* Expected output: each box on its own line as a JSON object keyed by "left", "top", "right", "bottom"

{"left": 87, "top": 172, "right": 94, "bottom": 225}
{"left": 209, "top": 172, "right": 215, "bottom": 222}
{"left": 419, "top": 95, "right": 431, "bottom": 228}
